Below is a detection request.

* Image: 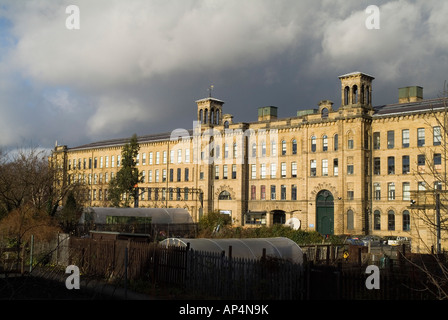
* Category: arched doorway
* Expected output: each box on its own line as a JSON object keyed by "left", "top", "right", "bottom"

{"left": 316, "top": 190, "right": 334, "bottom": 235}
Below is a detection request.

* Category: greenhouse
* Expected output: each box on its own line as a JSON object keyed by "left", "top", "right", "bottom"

{"left": 160, "top": 237, "right": 303, "bottom": 264}
{"left": 79, "top": 207, "right": 194, "bottom": 224}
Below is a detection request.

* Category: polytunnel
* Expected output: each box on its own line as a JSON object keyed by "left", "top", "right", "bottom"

{"left": 79, "top": 207, "right": 194, "bottom": 224}
{"left": 160, "top": 237, "right": 303, "bottom": 264}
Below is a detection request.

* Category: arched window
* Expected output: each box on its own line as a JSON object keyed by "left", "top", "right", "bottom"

{"left": 311, "top": 136, "right": 316, "bottom": 152}
{"left": 403, "top": 210, "right": 410, "bottom": 231}
{"left": 321, "top": 108, "right": 329, "bottom": 118}
{"left": 344, "top": 86, "right": 350, "bottom": 105}
{"left": 281, "top": 140, "right": 287, "bottom": 155}
{"left": 366, "top": 86, "right": 370, "bottom": 104}
{"left": 199, "top": 109, "right": 203, "bottom": 123}
{"left": 204, "top": 109, "right": 208, "bottom": 124}
{"left": 374, "top": 210, "right": 381, "bottom": 230}
{"left": 218, "top": 190, "right": 232, "bottom": 200}
{"left": 323, "top": 135, "right": 328, "bottom": 151}
{"left": 347, "top": 209, "right": 354, "bottom": 230}
{"left": 292, "top": 139, "right": 297, "bottom": 155}
{"left": 352, "top": 85, "right": 358, "bottom": 104}
{"left": 388, "top": 210, "right": 395, "bottom": 231}
{"left": 224, "top": 121, "right": 229, "bottom": 129}
{"left": 210, "top": 109, "right": 215, "bottom": 124}
{"left": 251, "top": 143, "right": 256, "bottom": 158}
{"left": 334, "top": 134, "right": 338, "bottom": 151}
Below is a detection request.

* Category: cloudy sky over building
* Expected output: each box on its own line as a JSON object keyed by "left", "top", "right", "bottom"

{"left": 0, "top": 0, "right": 447, "bottom": 151}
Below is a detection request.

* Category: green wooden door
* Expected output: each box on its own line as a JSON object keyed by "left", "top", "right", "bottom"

{"left": 316, "top": 190, "right": 334, "bottom": 235}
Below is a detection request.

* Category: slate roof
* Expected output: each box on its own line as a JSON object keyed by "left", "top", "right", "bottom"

{"left": 69, "top": 130, "right": 193, "bottom": 151}
{"left": 68, "top": 97, "right": 448, "bottom": 151}
{"left": 373, "top": 97, "right": 447, "bottom": 117}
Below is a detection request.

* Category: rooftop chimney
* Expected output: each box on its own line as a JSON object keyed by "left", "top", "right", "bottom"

{"left": 258, "top": 106, "right": 278, "bottom": 121}
{"left": 399, "top": 86, "right": 423, "bottom": 103}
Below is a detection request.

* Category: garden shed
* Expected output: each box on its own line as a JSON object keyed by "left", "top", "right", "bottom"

{"left": 79, "top": 207, "right": 194, "bottom": 224}
{"left": 160, "top": 237, "right": 303, "bottom": 264}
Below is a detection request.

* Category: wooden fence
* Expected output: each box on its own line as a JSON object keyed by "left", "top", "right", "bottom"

{"left": 63, "top": 237, "right": 441, "bottom": 300}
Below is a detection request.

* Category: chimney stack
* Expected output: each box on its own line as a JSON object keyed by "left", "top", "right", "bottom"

{"left": 399, "top": 86, "right": 423, "bottom": 103}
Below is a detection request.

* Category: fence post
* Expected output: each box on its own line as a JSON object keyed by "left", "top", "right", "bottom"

{"left": 124, "top": 246, "right": 128, "bottom": 299}
{"left": 29, "top": 235, "right": 34, "bottom": 273}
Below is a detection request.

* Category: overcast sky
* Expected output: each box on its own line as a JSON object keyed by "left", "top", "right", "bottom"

{"left": 0, "top": 0, "right": 447, "bottom": 152}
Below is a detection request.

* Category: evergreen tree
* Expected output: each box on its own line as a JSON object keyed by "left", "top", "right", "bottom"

{"left": 108, "top": 134, "right": 142, "bottom": 207}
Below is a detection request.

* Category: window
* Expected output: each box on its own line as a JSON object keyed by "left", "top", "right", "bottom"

{"left": 218, "top": 191, "right": 232, "bottom": 200}
{"left": 185, "top": 149, "right": 190, "bottom": 163}
{"left": 251, "top": 143, "right": 257, "bottom": 158}
{"left": 251, "top": 164, "right": 256, "bottom": 179}
{"left": 177, "top": 150, "right": 182, "bottom": 163}
{"left": 388, "top": 183, "right": 395, "bottom": 200}
{"left": 374, "top": 210, "right": 381, "bottom": 230}
{"left": 163, "top": 151, "right": 167, "bottom": 164}
{"left": 388, "top": 156, "right": 395, "bottom": 175}
{"left": 111, "top": 156, "right": 114, "bottom": 168}
{"left": 185, "top": 168, "right": 189, "bottom": 181}
{"left": 281, "top": 185, "right": 286, "bottom": 200}
{"left": 347, "top": 210, "right": 354, "bottom": 230}
{"left": 260, "top": 164, "right": 266, "bottom": 179}
{"left": 291, "top": 185, "right": 297, "bottom": 200}
{"left": 281, "top": 140, "right": 286, "bottom": 155}
{"left": 156, "top": 152, "right": 160, "bottom": 164}
{"left": 403, "top": 182, "right": 410, "bottom": 201}
{"left": 177, "top": 168, "right": 181, "bottom": 182}
{"left": 271, "top": 140, "right": 277, "bottom": 157}
{"left": 347, "top": 164, "right": 354, "bottom": 175}
{"left": 417, "top": 128, "right": 425, "bottom": 147}
{"left": 261, "top": 142, "right": 266, "bottom": 157}
{"left": 374, "top": 157, "right": 381, "bottom": 175}
{"left": 215, "top": 166, "right": 219, "bottom": 179}
{"left": 334, "top": 134, "right": 339, "bottom": 151}
{"left": 322, "top": 159, "right": 328, "bottom": 176}
{"left": 170, "top": 150, "right": 174, "bottom": 164}
{"left": 291, "top": 162, "right": 297, "bottom": 178}
{"left": 387, "top": 130, "right": 394, "bottom": 149}
{"left": 149, "top": 152, "right": 153, "bottom": 165}
{"left": 261, "top": 185, "right": 266, "bottom": 200}
{"left": 148, "top": 170, "right": 152, "bottom": 182}
{"left": 169, "top": 169, "right": 174, "bottom": 182}
{"left": 374, "top": 183, "right": 381, "bottom": 200}
{"left": 223, "top": 165, "right": 228, "bottom": 179}
{"left": 402, "top": 155, "right": 410, "bottom": 174}
{"left": 347, "top": 138, "right": 354, "bottom": 149}
{"left": 403, "top": 210, "right": 410, "bottom": 231}
{"left": 434, "top": 126, "right": 442, "bottom": 146}
{"left": 224, "top": 143, "right": 229, "bottom": 158}
{"left": 142, "top": 153, "right": 146, "bottom": 165}
{"left": 251, "top": 185, "right": 256, "bottom": 200}
{"left": 270, "top": 185, "right": 276, "bottom": 200}
{"left": 323, "top": 135, "right": 328, "bottom": 151}
{"left": 418, "top": 154, "right": 425, "bottom": 166}
{"left": 310, "top": 160, "right": 316, "bottom": 176}
{"left": 347, "top": 190, "right": 354, "bottom": 200}
{"left": 270, "top": 163, "right": 276, "bottom": 179}
{"left": 162, "top": 169, "right": 166, "bottom": 182}
{"left": 434, "top": 153, "right": 442, "bottom": 166}
{"left": 388, "top": 210, "right": 395, "bottom": 231}
{"left": 232, "top": 164, "right": 237, "bottom": 179}
{"left": 373, "top": 132, "right": 380, "bottom": 150}
{"left": 402, "top": 129, "right": 409, "bottom": 148}
{"left": 333, "top": 158, "right": 338, "bottom": 176}
{"left": 311, "top": 136, "right": 316, "bottom": 152}
{"left": 292, "top": 139, "right": 297, "bottom": 154}
{"left": 281, "top": 162, "right": 286, "bottom": 178}
{"left": 233, "top": 143, "right": 237, "bottom": 159}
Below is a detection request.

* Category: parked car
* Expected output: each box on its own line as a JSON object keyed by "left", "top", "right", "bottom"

{"left": 382, "top": 236, "right": 399, "bottom": 246}
{"left": 360, "top": 235, "right": 382, "bottom": 246}
{"left": 344, "top": 236, "right": 364, "bottom": 246}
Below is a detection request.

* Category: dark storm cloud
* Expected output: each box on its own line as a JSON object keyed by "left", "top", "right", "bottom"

{"left": 0, "top": 0, "right": 447, "bottom": 150}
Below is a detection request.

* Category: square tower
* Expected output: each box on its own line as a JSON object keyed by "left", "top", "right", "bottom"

{"left": 339, "top": 72, "right": 375, "bottom": 110}
{"left": 196, "top": 97, "right": 225, "bottom": 126}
